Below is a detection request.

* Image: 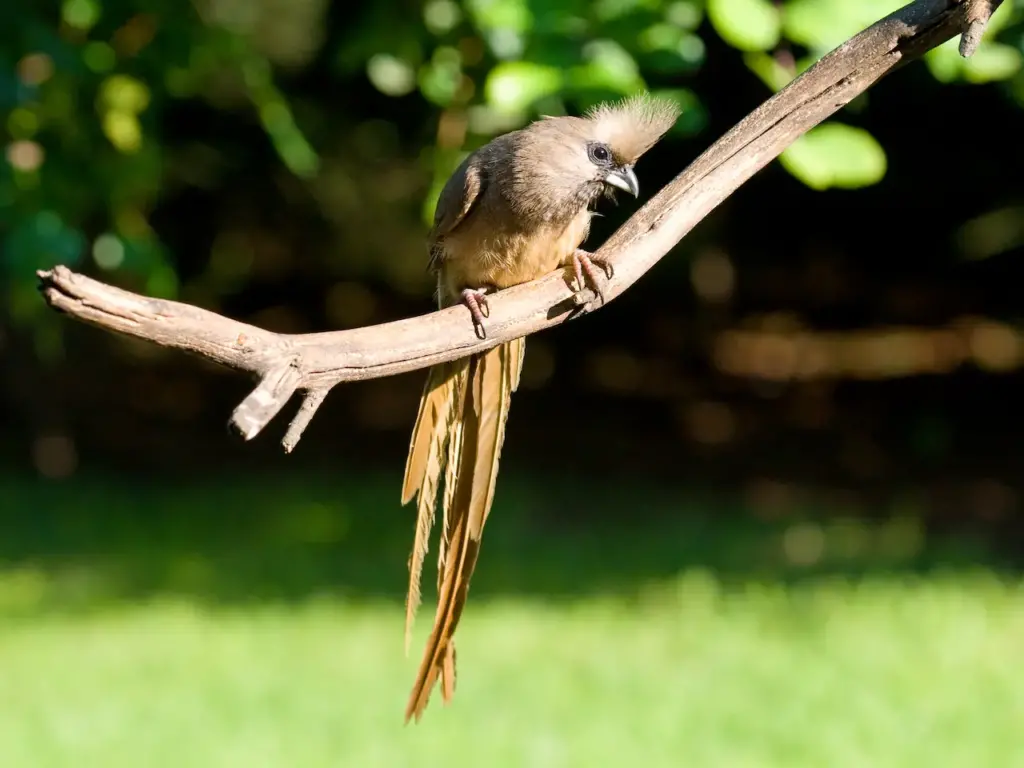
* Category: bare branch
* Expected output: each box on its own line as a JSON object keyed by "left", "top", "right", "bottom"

{"left": 282, "top": 388, "right": 330, "bottom": 453}
{"left": 232, "top": 364, "right": 302, "bottom": 440}
{"left": 38, "top": 0, "right": 973, "bottom": 449}
{"left": 959, "top": 0, "right": 1004, "bottom": 57}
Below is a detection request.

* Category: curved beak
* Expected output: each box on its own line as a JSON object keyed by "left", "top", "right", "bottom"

{"left": 604, "top": 165, "right": 639, "bottom": 197}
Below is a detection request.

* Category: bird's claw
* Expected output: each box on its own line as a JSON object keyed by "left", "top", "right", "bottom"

{"left": 571, "top": 249, "right": 614, "bottom": 304}
{"left": 460, "top": 288, "right": 492, "bottom": 339}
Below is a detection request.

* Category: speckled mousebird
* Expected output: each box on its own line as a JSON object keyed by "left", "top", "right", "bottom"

{"left": 400, "top": 93, "right": 680, "bottom": 722}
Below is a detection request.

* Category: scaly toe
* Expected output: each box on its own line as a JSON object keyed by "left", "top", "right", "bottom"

{"left": 571, "top": 249, "right": 613, "bottom": 302}
{"left": 460, "top": 288, "right": 491, "bottom": 339}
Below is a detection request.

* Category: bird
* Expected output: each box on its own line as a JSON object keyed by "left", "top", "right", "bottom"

{"left": 399, "top": 92, "right": 680, "bottom": 723}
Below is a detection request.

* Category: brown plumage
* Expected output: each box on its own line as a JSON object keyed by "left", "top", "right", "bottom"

{"left": 400, "top": 92, "right": 680, "bottom": 723}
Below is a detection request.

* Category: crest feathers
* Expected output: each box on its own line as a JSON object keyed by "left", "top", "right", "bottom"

{"left": 585, "top": 92, "right": 681, "bottom": 165}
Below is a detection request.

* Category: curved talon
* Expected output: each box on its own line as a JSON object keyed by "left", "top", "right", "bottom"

{"left": 460, "top": 288, "right": 491, "bottom": 339}
{"left": 571, "top": 249, "right": 614, "bottom": 301}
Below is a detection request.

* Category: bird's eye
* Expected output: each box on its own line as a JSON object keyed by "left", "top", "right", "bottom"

{"left": 588, "top": 143, "right": 611, "bottom": 165}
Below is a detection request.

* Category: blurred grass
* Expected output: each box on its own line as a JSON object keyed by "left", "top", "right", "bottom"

{"left": 0, "top": 469, "right": 999, "bottom": 608}
{"left": 0, "top": 470, "right": 1021, "bottom": 766}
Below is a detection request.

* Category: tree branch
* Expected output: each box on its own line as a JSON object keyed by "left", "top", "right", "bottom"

{"left": 38, "top": 0, "right": 979, "bottom": 450}
{"left": 959, "top": 0, "right": 1004, "bottom": 57}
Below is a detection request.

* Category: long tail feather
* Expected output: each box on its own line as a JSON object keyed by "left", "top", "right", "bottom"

{"left": 404, "top": 338, "right": 525, "bottom": 723}
{"left": 401, "top": 359, "right": 470, "bottom": 655}
{"left": 433, "top": 378, "right": 468, "bottom": 698}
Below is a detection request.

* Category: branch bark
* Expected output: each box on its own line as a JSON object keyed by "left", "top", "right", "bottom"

{"left": 960, "top": 0, "right": 1004, "bottom": 56}
{"left": 38, "top": 0, "right": 983, "bottom": 450}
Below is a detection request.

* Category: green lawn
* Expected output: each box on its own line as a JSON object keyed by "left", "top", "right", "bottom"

{"left": 0, "top": 471, "right": 1021, "bottom": 766}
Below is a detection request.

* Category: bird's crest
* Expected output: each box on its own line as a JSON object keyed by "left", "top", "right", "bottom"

{"left": 585, "top": 93, "right": 681, "bottom": 165}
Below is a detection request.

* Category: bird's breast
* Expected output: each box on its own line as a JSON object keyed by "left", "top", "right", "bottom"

{"left": 438, "top": 208, "right": 593, "bottom": 303}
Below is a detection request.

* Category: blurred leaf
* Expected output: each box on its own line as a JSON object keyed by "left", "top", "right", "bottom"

{"left": 466, "top": 0, "right": 533, "bottom": 32}
{"left": 419, "top": 47, "right": 463, "bottom": 106}
{"left": 92, "top": 233, "right": 126, "bottom": 270}
{"left": 638, "top": 22, "right": 683, "bottom": 53}
{"left": 779, "top": 123, "right": 887, "bottom": 190}
{"left": 744, "top": 52, "right": 795, "bottom": 92}
{"left": 569, "top": 39, "right": 643, "bottom": 93}
{"left": 485, "top": 61, "right": 564, "bottom": 113}
{"left": 955, "top": 205, "right": 1024, "bottom": 261}
{"left": 484, "top": 29, "right": 526, "bottom": 60}
{"left": 783, "top": 0, "right": 903, "bottom": 53}
{"left": 99, "top": 75, "right": 151, "bottom": 114}
{"left": 101, "top": 111, "right": 144, "bottom": 153}
{"left": 926, "top": 38, "right": 1022, "bottom": 84}
{"left": 923, "top": 43, "right": 963, "bottom": 83}
{"left": 7, "top": 107, "right": 41, "bottom": 139}
{"left": 83, "top": 41, "right": 116, "bottom": 73}
{"left": 61, "top": 0, "right": 101, "bottom": 32}
{"left": 665, "top": 1, "right": 704, "bottom": 31}
{"left": 707, "top": 0, "right": 781, "bottom": 53}
{"left": 96, "top": 75, "right": 151, "bottom": 154}
{"left": 962, "top": 43, "right": 1022, "bottom": 82}
{"left": 423, "top": 0, "right": 463, "bottom": 34}
{"left": 367, "top": 53, "right": 418, "bottom": 96}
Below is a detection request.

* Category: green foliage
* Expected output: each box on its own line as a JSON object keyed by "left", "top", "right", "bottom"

{"left": 484, "top": 60, "right": 564, "bottom": 112}
{"left": 2, "top": 0, "right": 323, "bottom": 357}
{"left": 707, "top": 0, "right": 781, "bottom": 52}
{"left": 926, "top": 37, "right": 1023, "bottom": 84}
{"left": 779, "top": 123, "right": 887, "bottom": 191}
{"left": 783, "top": 0, "right": 907, "bottom": 53}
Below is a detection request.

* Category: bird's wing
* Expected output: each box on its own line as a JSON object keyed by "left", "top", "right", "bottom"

{"left": 427, "top": 154, "right": 487, "bottom": 274}
{"left": 404, "top": 336, "right": 525, "bottom": 722}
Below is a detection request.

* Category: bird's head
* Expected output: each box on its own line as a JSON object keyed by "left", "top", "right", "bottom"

{"left": 578, "top": 93, "right": 681, "bottom": 200}
{"left": 507, "top": 93, "right": 680, "bottom": 221}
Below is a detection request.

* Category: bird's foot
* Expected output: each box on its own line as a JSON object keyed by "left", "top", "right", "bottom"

{"left": 570, "top": 249, "right": 614, "bottom": 304}
{"left": 460, "top": 287, "right": 493, "bottom": 340}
